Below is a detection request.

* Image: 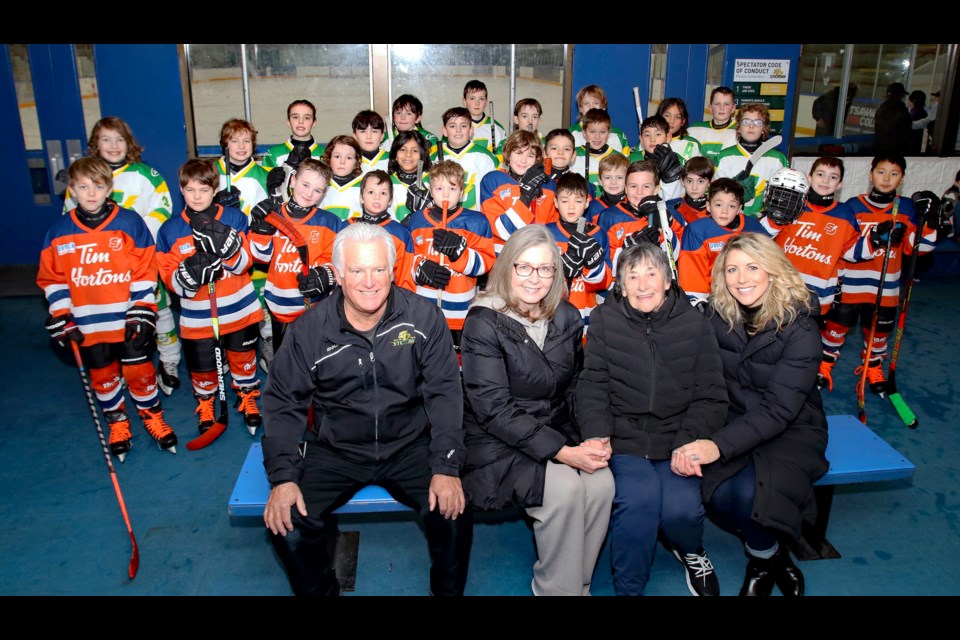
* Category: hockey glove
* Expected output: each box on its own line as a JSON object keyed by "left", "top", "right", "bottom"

{"left": 650, "top": 144, "right": 683, "bottom": 184}
{"left": 638, "top": 195, "right": 662, "bottom": 220}
{"left": 285, "top": 145, "right": 313, "bottom": 171}
{"left": 191, "top": 214, "right": 242, "bottom": 261}
{"left": 414, "top": 259, "right": 452, "bottom": 290}
{"left": 213, "top": 185, "right": 242, "bottom": 209}
{"left": 175, "top": 252, "right": 224, "bottom": 293}
{"left": 266, "top": 167, "right": 288, "bottom": 198}
{"left": 432, "top": 228, "right": 468, "bottom": 261}
{"left": 570, "top": 232, "right": 604, "bottom": 270}
{"left": 732, "top": 171, "right": 758, "bottom": 199}
{"left": 406, "top": 184, "right": 434, "bottom": 214}
{"left": 623, "top": 225, "right": 661, "bottom": 249}
{"left": 912, "top": 190, "right": 943, "bottom": 227}
{"left": 250, "top": 197, "right": 282, "bottom": 235}
{"left": 870, "top": 220, "right": 908, "bottom": 249}
{"left": 518, "top": 164, "right": 549, "bottom": 207}
{"left": 297, "top": 265, "right": 337, "bottom": 298}
{"left": 561, "top": 241, "right": 586, "bottom": 279}
{"left": 45, "top": 314, "right": 84, "bottom": 348}
{"left": 124, "top": 306, "right": 157, "bottom": 351}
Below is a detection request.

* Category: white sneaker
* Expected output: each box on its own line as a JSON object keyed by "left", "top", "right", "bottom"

{"left": 157, "top": 360, "right": 180, "bottom": 396}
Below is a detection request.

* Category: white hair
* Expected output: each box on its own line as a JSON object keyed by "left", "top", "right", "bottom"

{"left": 332, "top": 222, "right": 397, "bottom": 275}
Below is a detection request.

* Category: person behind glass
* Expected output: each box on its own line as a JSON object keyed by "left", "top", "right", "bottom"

{"left": 675, "top": 232, "right": 828, "bottom": 597}
{"left": 576, "top": 241, "right": 728, "bottom": 596}
{"left": 460, "top": 224, "right": 614, "bottom": 596}
{"left": 262, "top": 223, "right": 472, "bottom": 596}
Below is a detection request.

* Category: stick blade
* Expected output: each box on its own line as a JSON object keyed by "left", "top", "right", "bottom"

{"left": 128, "top": 540, "right": 140, "bottom": 579}
{"left": 186, "top": 419, "right": 227, "bottom": 451}
{"left": 888, "top": 392, "right": 919, "bottom": 429}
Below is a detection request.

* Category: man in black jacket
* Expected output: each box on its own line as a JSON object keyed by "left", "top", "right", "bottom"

{"left": 261, "top": 223, "right": 472, "bottom": 596}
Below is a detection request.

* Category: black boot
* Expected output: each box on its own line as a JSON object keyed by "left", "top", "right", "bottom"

{"left": 739, "top": 552, "right": 776, "bottom": 596}
{"left": 773, "top": 545, "right": 805, "bottom": 596}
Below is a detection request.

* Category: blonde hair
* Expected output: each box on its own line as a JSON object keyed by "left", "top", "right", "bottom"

{"left": 475, "top": 224, "right": 566, "bottom": 320}
{"left": 710, "top": 233, "right": 812, "bottom": 333}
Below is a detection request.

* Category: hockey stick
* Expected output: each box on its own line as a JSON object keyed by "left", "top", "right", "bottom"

{"left": 436, "top": 200, "right": 450, "bottom": 309}
{"left": 885, "top": 211, "right": 923, "bottom": 429}
{"left": 858, "top": 197, "right": 899, "bottom": 424}
{"left": 489, "top": 102, "right": 497, "bottom": 153}
{"left": 69, "top": 342, "right": 140, "bottom": 579}
{"left": 743, "top": 135, "right": 783, "bottom": 176}
{"left": 186, "top": 280, "right": 229, "bottom": 450}
{"left": 633, "top": 86, "right": 644, "bottom": 144}
{"left": 264, "top": 210, "right": 311, "bottom": 310}
{"left": 656, "top": 199, "right": 679, "bottom": 283}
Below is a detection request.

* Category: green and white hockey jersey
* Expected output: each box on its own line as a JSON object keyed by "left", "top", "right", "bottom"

{"left": 360, "top": 149, "right": 390, "bottom": 175}
{"left": 63, "top": 162, "right": 172, "bottom": 239}
{"left": 571, "top": 145, "right": 626, "bottom": 195}
{"left": 569, "top": 122, "right": 631, "bottom": 155}
{"left": 687, "top": 120, "right": 737, "bottom": 166}
{"left": 471, "top": 114, "right": 507, "bottom": 155}
{"left": 429, "top": 141, "right": 499, "bottom": 211}
{"left": 671, "top": 135, "right": 702, "bottom": 166}
{"left": 261, "top": 138, "right": 325, "bottom": 168}
{"left": 321, "top": 175, "right": 364, "bottom": 221}
{"left": 380, "top": 126, "right": 440, "bottom": 155}
{"left": 715, "top": 143, "right": 788, "bottom": 216}
{"left": 216, "top": 157, "right": 270, "bottom": 219}
{"left": 388, "top": 173, "right": 432, "bottom": 224}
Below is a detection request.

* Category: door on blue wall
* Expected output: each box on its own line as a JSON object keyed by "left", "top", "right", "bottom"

{"left": 1, "top": 44, "right": 92, "bottom": 265}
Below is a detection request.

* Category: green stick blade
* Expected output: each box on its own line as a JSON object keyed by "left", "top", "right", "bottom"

{"left": 889, "top": 392, "right": 919, "bottom": 429}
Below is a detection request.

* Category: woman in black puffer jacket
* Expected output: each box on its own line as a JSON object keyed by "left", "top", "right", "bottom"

{"left": 676, "top": 233, "right": 829, "bottom": 597}
{"left": 576, "top": 241, "right": 729, "bottom": 596}
{"left": 461, "top": 224, "right": 615, "bottom": 597}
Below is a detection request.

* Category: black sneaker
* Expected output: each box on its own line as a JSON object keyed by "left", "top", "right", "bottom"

{"left": 673, "top": 547, "right": 720, "bottom": 596}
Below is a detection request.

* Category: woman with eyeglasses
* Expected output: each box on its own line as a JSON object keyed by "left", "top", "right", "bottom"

{"left": 459, "top": 224, "right": 614, "bottom": 596}
{"left": 576, "top": 241, "right": 729, "bottom": 596}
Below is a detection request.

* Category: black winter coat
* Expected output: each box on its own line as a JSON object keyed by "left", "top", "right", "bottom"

{"left": 576, "top": 288, "right": 728, "bottom": 460}
{"left": 459, "top": 300, "right": 583, "bottom": 510}
{"left": 702, "top": 297, "right": 829, "bottom": 541}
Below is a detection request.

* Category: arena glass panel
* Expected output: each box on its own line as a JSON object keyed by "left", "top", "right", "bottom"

{"left": 648, "top": 44, "right": 667, "bottom": 119}
{"left": 76, "top": 44, "right": 101, "bottom": 141}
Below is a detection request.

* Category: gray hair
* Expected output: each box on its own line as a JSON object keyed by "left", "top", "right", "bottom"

{"left": 613, "top": 242, "right": 671, "bottom": 296}
{"left": 332, "top": 222, "right": 397, "bottom": 275}
{"left": 476, "top": 224, "right": 566, "bottom": 320}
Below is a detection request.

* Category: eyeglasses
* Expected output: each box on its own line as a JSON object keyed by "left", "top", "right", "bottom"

{"left": 513, "top": 263, "right": 556, "bottom": 278}
{"left": 740, "top": 118, "right": 764, "bottom": 128}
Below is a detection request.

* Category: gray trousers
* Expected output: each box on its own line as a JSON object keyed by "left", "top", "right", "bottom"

{"left": 525, "top": 462, "right": 615, "bottom": 596}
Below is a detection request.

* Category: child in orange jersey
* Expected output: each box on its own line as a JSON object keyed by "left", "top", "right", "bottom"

{"left": 38, "top": 157, "right": 177, "bottom": 461}
{"left": 407, "top": 160, "right": 496, "bottom": 352}
{"left": 249, "top": 159, "right": 344, "bottom": 352}
{"left": 156, "top": 159, "right": 264, "bottom": 436}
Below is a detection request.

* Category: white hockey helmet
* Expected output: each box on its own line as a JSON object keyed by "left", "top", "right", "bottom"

{"left": 764, "top": 168, "right": 809, "bottom": 225}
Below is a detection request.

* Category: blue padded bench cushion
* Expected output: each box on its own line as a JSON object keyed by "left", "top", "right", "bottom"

{"left": 228, "top": 442, "right": 411, "bottom": 517}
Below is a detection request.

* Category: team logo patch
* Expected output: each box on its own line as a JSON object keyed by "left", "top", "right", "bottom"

{"left": 310, "top": 230, "right": 321, "bottom": 243}
{"left": 498, "top": 187, "right": 512, "bottom": 199}
{"left": 179, "top": 242, "right": 195, "bottom": 254}
{"left": 415, "top": 235, "right": 424, "bottom": 245}
{"left": 616, "top": 229, "right": 624, "bottom": 239}
{"left": 109, "top": 237, "right": 123, "bottom": 251}
{"left": 57, "top": 242, "right": 76, "bottom": 255}
{"left": 709, "top": 241, "right": 724, "bottom": 252}
{"left": 392, "top": 330, "right": 415, "bottom": 347}
{"left": 824, "top": 223, "right": 839, "bottom": 236}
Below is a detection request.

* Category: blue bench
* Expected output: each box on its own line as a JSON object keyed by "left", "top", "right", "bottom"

{"left": 228, "top": 442, "right": 411, "bottom": 517}
{"left": 228, "top": 415, "right": 915, "bottom": 562}
{"left": 797, "top": 414, "right": 916, "bottom": 560}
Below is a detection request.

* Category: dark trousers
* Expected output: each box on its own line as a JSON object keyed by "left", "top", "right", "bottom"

{"left": 609, "top": 455, "right": 705, "bottom": 596}
{"left": 706, "top": 461, "right": 777, "bottom": 553}
{"left": 270, "top": 435, "right": 473, "bottom": 596}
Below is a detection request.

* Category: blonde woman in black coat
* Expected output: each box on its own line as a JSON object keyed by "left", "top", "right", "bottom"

{"left": 460, "top": 224, "right": 615, "bottom": 596}
{"left": 676, "top": 233, "right": 829, "bottom": 597}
